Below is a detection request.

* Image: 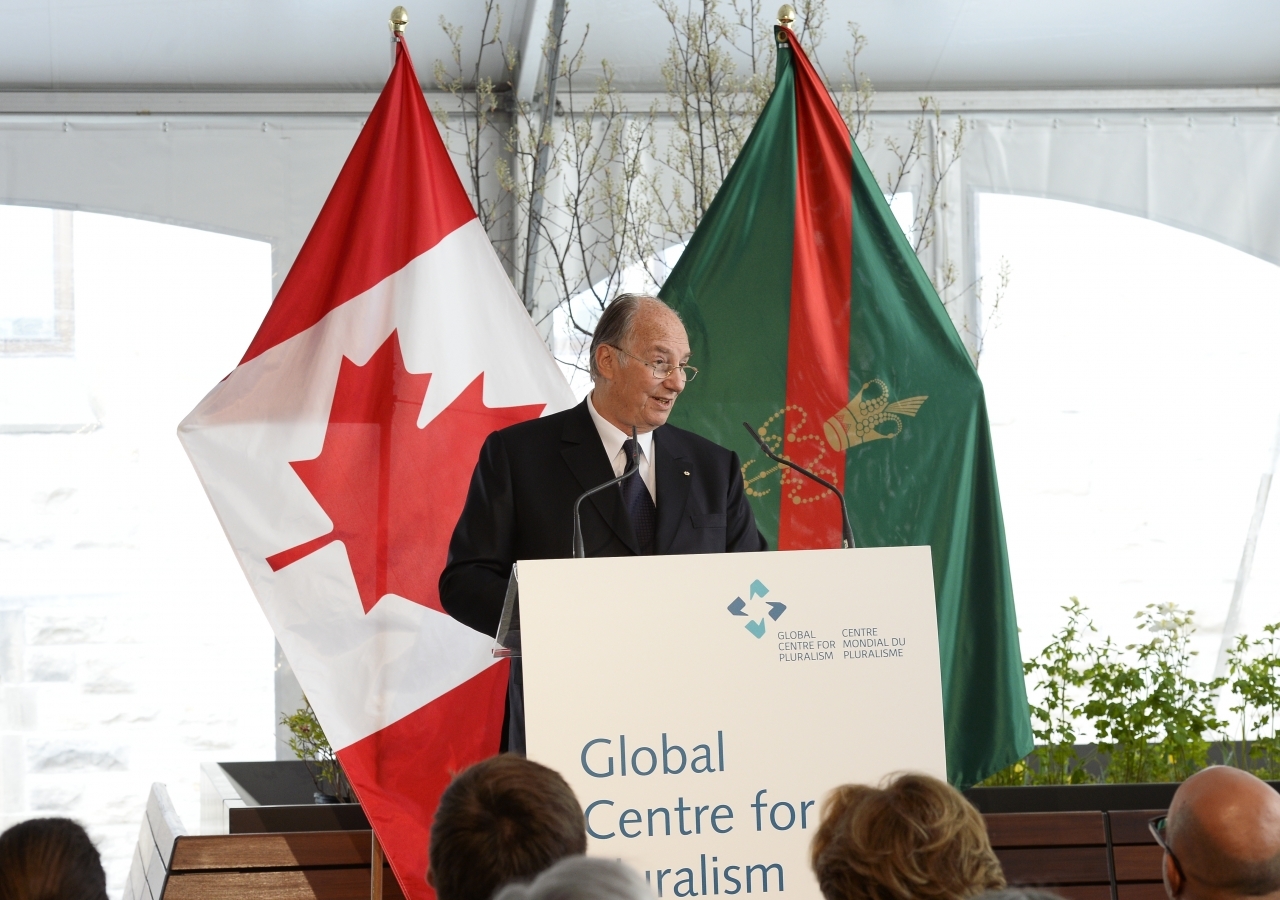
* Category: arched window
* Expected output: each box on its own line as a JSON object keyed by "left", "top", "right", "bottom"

{"left": 0, "top": 207, "right": 275, "bottom": 888}
{"left": 977, "top": 193, "right": 1280, "bottom": 679}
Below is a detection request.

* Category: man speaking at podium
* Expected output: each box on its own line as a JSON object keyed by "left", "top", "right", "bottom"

{"left": 440, "top": 294, "right": 766, "bottom": 745}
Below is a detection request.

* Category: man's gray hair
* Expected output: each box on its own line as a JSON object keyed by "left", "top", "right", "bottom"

{"left": 589, "top": 293, "right": 679, "bottom": 380}
{"left": 493, "top": 856, "right": 653, "bottom": 900}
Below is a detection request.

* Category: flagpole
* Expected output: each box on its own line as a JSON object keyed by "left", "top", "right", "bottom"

{"left": 374, "top": 32, "right": 405, "bottom": 899}
{"left": 372, "top": 16, "right": 405, "bottom": 894}
{"left": 775, "top": 5, "right": 795, "bottom": 83}
{"left": 389, "top": 5, "right": 409, "bottom": 69}
{"left": 371, "top": 830, "right": 384, "bottom": 900}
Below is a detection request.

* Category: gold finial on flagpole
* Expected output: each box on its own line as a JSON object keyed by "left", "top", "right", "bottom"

{"left": 777, "top": 4, "right": 796, "bottom": 27}
{"left": 390, "top": 6, "right": 409, "bottom": 35}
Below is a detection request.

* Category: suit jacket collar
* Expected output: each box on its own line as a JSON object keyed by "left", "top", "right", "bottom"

{"left": 560, "top": 400, "right": 640, "bottom": 554}
{"left": 558, "top": 400, "right": 693, "bottom": 556}
{"left": 653, "top": 428, "right": 691, "bottom": 554}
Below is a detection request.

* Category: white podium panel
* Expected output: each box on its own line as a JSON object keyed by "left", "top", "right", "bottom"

{"left": 518, "top": 546, "right": 945, "bottom": 900}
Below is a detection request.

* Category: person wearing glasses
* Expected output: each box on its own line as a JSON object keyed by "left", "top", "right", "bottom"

{"left": 1150, "top": 766, "right": 1280, "bottom": 900}
{"left": 440, "top": 293, "right": 767, "bottom": 749}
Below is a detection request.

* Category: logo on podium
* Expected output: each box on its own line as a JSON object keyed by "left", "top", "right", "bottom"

{"left": 726, "top": 579, "right": 787, "bottom": 638}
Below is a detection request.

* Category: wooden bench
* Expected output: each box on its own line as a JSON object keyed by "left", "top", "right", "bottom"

{"left": 160, "top": 830, "right": 403, "bottom": 900}
{"left": 1109, "top": 810, "right": 1165, "bottom": 900}
{"left": 984, "top": 810, "right": 1166, "bottom": 900}
{"left": 125, "top": 783, "right": 188, "bottom": 900}
{"left": 985, "top": 811, "right": 1113, "bottom": 900}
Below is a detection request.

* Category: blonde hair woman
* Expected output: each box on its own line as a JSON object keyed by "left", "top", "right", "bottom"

{"left": 812, "top": 773, "right": 1006, "bottom": 900}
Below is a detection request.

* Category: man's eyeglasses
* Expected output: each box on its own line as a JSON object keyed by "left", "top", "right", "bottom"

{"left": 609, "top": 345, "right": 698, "bottom": 382}
{"left": 1148, "top": 815, "right": 1184, "bottom": 883}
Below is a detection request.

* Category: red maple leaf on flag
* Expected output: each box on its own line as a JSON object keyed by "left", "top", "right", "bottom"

{"left": 267, "top": 330, "right": 543, "bottom": 613}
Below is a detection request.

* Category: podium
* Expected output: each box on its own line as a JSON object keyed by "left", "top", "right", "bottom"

{"left": 495, "top": 546, "right": 946, "bottom": 900}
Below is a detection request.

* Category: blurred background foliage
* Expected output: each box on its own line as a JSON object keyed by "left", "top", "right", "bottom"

{"left": 983, "top": 600, "right": 1279, "bottom": 785}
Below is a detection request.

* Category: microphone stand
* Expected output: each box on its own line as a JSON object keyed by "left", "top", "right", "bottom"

{"left": 743, "top": 421, "right": 854, "bottom": 549}
{"left": 572, "top": 426, "right": 640, "bottom": 559}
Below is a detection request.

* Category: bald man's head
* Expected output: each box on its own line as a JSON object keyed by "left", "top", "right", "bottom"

{"left": 1164, "top": 766, "right": 1280, "bottom": 900}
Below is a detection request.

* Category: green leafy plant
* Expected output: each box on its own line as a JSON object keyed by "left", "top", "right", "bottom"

{"left": 1225, "top": 622, "right": 1280, "bottom": 779}
{"left": 1023, "top": 597, "right": 1097, "bottom": 784}
{"left": 978, "top": 757, "right": 1029, "bottom": 786}
{"left": 1082, "top": 603, "right": 1225, "bottom": 783}
{"left": 981, "top": 599, "right": 1269, "bottom": 787}
{"left": 981, "top": 597, "right": 1098, "bottom": 786}
{"left": 982, "top": 597, "right": 1099, "bottom": 786}
{"left": 280, "top": 696, "right": 355, "bottom": 803}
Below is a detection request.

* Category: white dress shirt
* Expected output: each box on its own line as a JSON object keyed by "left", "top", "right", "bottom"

{"left": 587, "top": 393, "right": 657, "bottom": 504}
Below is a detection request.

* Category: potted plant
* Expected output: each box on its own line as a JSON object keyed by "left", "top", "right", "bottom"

{"left": 280, "top": 696, "right": 356, "bottom": 804}
{"left": 971, "top": 600, "right": 1280, "bottom": 808}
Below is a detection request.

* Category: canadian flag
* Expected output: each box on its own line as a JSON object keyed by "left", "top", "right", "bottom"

{"left": 178, "top": 38, "right": 574, "bottom": 898}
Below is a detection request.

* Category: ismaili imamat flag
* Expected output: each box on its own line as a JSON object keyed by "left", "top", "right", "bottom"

{"left": 178, "top": 37, "right": 574, "bottom": 897}
{"left": 658, "top": 27, "right": 1032, "bottom": 787}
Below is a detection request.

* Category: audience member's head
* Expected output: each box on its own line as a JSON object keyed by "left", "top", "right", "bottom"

{"left": 0, "top": 817, "right": 109, "bottom": 900}
{"left": 1160, "top": 766, "right": 1280, "bottom": 900}
{"left": 428, "top": 754, "right": 588, "bottom": 900}
{"left": 493, "top": 857, "right": 652, "bottom": 900}
{"left": 811, "top": 772, "right": 1005, "bottom": 900}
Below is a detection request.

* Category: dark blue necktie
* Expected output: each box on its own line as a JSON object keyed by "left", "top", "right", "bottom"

{"left": 621, "top": 438, "right": 656, "bottom": 555}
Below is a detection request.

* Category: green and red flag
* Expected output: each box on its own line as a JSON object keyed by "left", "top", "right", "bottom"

{"left": 659, "top": 27, "right": 1031, "bottom": 787}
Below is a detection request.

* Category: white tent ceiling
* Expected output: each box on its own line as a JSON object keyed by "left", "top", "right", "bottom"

{"left": 0, "top": 0, "right": 1278, "bottom": 93}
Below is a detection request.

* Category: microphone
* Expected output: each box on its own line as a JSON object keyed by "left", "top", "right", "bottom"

{"left": 572, "top": 426, "right": 641, "bottom": 559}
{"left": 743, "top": 421, "right": 854, "bottom": 550}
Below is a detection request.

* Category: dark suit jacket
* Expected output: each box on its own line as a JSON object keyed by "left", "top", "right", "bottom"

{"left": 440, "top": 399, "right": 767, "bottom": 637}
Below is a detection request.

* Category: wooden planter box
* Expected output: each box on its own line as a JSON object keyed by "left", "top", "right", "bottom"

{"left": 965, "top": 781, "right": 1280, "bottom": 900}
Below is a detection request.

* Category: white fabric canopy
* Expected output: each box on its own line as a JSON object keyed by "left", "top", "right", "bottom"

{"left": 847, "top": 104, "right": 1280, "bottom": 341}
{"left": 5, "top": 95, "right": 1278, "bottom": 296}
{"left": 965, "top": 111, "right": 1280, "bottom": 265}
{"left": 2, "top": 1, "right": 1278, "bottom": 93}
{"left": 0, "top": 115, "right": 364, "bottom": 295}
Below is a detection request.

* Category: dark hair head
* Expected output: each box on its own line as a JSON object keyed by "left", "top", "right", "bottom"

{"left": 0, "top": 817, "right": 109, "bottom": 900}
{"left": 589, "top": 293, "right": 679, "bottom": 380}
{"left": 428, "top": 754, "right": 587, "bottom": 900}
{"left": 811, "top": 772, "right": 1005, "bottom": 900}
